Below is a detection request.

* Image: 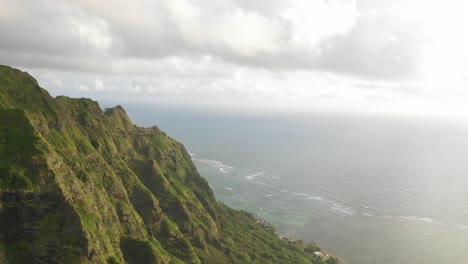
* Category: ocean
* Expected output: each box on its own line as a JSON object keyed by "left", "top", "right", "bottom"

{"left": 123, "top": 103, "right": 468, "bottom": 264}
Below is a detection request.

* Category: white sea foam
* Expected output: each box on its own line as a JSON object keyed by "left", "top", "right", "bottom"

{"left": 362, "top": 212, "right": 374, "bottom": 217}
{"left": 193, "top": 158, "right": 233, "bottom": 174}
{"left": 291, "top": 192, "right": 325, "bottom": 202}
{"left": 361, "top": 212, "right": 391, "bottom": 219}
{"left": 225, "top": 187, "right": 233, "bottom": 191}
{"left": 362, "top": 213, "right": 392, "bottom": 219}
{"left": 362, "top": 212, "right": 439, "bottom": 224}
{"left": 398, "top": 216, "right": 434, "bottom": 223}
{"left": 308, "top": 196, "right": 324, "bottom": 201}
{"left": 245, "top": 172, "right": 265, "bottom": 180}
{"left": 330, "top": 203, "right": 355, "bottom": 215}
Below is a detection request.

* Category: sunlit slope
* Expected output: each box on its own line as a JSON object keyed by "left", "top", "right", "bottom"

{"left": 0, "top": 65, "right": 339, "bottom": 264}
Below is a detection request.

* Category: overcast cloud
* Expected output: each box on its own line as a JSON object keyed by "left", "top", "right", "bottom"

{"left": 1, "top": 0, "right": 468, "bottom": 117}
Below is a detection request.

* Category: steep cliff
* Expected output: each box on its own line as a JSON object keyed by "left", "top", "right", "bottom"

{"left": 0, "top": 65, "right": 338, "bottom": 264}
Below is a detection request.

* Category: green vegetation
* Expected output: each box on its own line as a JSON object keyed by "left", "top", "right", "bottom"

{"left": 0, "top": 65, "right": 341, "bottom": 263}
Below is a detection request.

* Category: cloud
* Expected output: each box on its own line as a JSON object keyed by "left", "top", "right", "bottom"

{"left": 74, "top": 82, "right": 90, "bottom": 91}
{"left": 0, "top": 0, "right": 112, "bottom": 56}
{"left": 3, "top": 0, "right": 468, "bottom": 118}
{"left": 94, "top": 78, "right": 104, "bottom": 90}
{"left": 317, "top": 10, "right": 426, "bottom": 79}
{"left": 0, "top": 0, "right": 443, "bottom": 81}
{"left": 0, "top": 0, "right": 377, "bottom": 77}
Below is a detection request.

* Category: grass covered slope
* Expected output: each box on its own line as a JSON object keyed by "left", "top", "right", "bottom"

{"left": 0, "top": 65, "right": 339, "bottom": 264}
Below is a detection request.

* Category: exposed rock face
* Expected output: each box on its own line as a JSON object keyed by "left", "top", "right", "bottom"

{"left": 0, "top": 191, "right": 87, "bottom": 263}
{"left": 0, "top": 65, "right": 336, "bottom": 264}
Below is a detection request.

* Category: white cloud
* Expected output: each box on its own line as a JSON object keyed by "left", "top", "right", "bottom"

{"left": 0, "top": 0, "right": 362, "bottom": 73}
{"left": 75, "top": 82, "right": 90, "bottom": 91}
{"left": 94, "top": 78, "right": 105, "bottom": 90}
{"left": 282, "top": 0, "right": 359, "bottom": 47}
{"left": 67, "top": 11, "right": 112, "bottom": 52}
{"left": 214, "top": 8, "right": 280, "bottom": 56}
{"left": 3, "top": 0, "right": 468, "bottom": 118}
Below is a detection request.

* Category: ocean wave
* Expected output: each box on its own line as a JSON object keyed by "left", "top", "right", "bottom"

{"left": 307, "top": 196, "right": 324, "bottom": 201}
{"left": 291, "top": 192, "right": 325, "bottom": 202}
{"left": 290, "top": 191, "right": 355, "bottom": 215}
{"left": 192, "top": 158, "right": 233, "bottom": 174}
{"left": 360, "top": 212, "right": 462, "bottom": 229}
{"left": 245, "top": 172, "right": 265, "bottom": 180}
{"left": 330, "top": 203, "right": 355, "bottom": 215}
{"left": 361, "top": 213, "right": 439, "bottom": 224}
{"left": 398, "top": 216, "right": 434, "bottom": 223}
{"left": 361, "top": 212, "right": 391, "bottom": 219}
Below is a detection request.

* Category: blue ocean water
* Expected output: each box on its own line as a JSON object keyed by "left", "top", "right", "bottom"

{"left": 124, "top": 103, "right": 468, "bottom": 264}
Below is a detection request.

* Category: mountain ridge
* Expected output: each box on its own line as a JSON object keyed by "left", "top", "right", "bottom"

{"left": 0, "top": 65, "right": 339, "bottom": 264}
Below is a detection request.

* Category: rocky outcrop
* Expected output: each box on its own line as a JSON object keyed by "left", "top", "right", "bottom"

{"left": 0, "top": 65, "right": 338, "bottom": 264}
{"left": 0, "top": 191, "right": 87, "bottom": 264}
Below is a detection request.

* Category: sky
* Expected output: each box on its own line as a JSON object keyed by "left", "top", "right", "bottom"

{"left": 1, "top": 0, "right": 468, "bottom": 118}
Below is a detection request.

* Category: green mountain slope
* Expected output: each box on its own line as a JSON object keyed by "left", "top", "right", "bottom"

{"left": 0, "top": 65, "right": 340, "bottom": 264}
